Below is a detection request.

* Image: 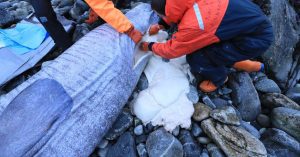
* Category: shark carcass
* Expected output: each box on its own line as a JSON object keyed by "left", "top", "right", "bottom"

{"left": 0, "top": 4, "right": 158, "bottom": 157}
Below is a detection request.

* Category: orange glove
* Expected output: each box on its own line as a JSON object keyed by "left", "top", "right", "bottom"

{"left": 85, "top": 9, "right": 99, "bottom": 24}
{"left": 140, "top": 42, "right": 149, "bottom": 51}
{"left": 126, "top": 27, "right": 143, "bottom": 44}
{"left": 149, "top": 24, "right": 164, "bottom": 35}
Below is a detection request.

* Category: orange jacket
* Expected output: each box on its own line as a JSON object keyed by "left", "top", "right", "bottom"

{"left": 84, "top": 0, "right": 133, "bottom": 33}
{"left": 152, "top": 0, "right": 229, "bottom": 59}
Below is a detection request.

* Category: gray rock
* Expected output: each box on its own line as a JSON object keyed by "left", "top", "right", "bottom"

{"left": 105, "top": 111, "right": 133, "bottom": 140}
{"left": 201, "top": 119, "right": 267, "bottom": 157}
{"left": 136, "top": 135, "right": 148, "bottom": 145}
{"left": 144, "top": 123, "right": 154, "bottom": 134}
{"left": 98, "top": 147, "right": 110, "bottom": 157}
{"left": 210, "top": 106, "right": 240, "bottom": 125}
{"left": 200, "top": 148, "right": 209, "bottom": 157}
{"left": 207, "top": 144, "right": 226, "bottom": 157}
{"left": 211, "top": 98, "right": 230, "bottom": 109}
{"left": 261, "top": 128, "right": 300, "bottom": 157}
{"left": 228, "top": 72, "right": 261, "bottom": 121}
{"left": 271, "top": 107, "right": 300, "bottom": 141}
{"left": 193, "top": 103, "right": 212, "bottom": 122}
{"left": 146, "top": 129, "right": 183, "bottom": 157}
{"left": 254, "top": 77, "right": 281, "bottom": 93}
{"left": 172, "top": 126, "right": 180, "bottom": 137}
{"left": 191, "top": 123, "right": 202, "bottom": 137}
{"left": 202, "top": 95, "right": 216, "bottom": 109}
{"left": 187, "top": 85, "right": 199, "bottom": 104}
{"left": 286, "top": 86, "right": 300, "bottom": 104}
{"left": 256, "top": 114, "right": 271, "bottom": 128}
{"left": 54, "top": 5, "right": 73, "bottom": 15}
{"left": 261, "top": 0, "right": 300, "bottom": 90}
{"left": 0, "top": 1, "right": 12, "bottom": 9}
{"left": 259, "top": 128, "right": 267, "bottom": 135}
{"left": 137, "top": 143, "right": 148, "bottom": 157}
{"left": 0, "top": 9, "right": 15, "bottom": 27}
{"left": 72, "top": 23, "right": 90, "bottom": 42}
{"left": 98, "top": 139, "right": 109, "bottom": 149}
{"left": 179, "top": 130, "right": 202, "bottom": 157}
{"left": 106, "top": 132, "right": 137, "bottom": 157}
{"left": 197, "top": 137, "right": 211, "bottom": 145}
{"left": 261, "top": 93, "right": 300, "bottom": 110}
{"left": 240, "top": 121, "right": 261, "bottom": 139}
{"left": 69, "top": 0, "right": 89, "bottom": 22}
{"left": 134, "top": 125, "right": 144, "bottom": 136}
{"left": 218, "top": 87, "right": 232, "bottom": 95}
{"left": 137, "top": 73, "right": 149, "bottom": 91}
{"left": 57, "top": 0, "right": 74, "bottom": 8}
{"left": 250, "top": 72, "right": 267, "bottom": 83}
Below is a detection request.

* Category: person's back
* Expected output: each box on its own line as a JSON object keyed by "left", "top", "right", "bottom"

{"left": 141, "top": 0, "right": 274, "bottom": 92}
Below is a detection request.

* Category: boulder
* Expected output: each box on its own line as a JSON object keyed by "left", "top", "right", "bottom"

{"left": 260, "top": 93, "right": 300, "bottom": 110}
{"left": 201, "top": 118, "right": 267, "bottom": 157}
{"left": 271, "top": 107, "right": 300, "bottom": 141}
{"left": 286, "top": 86, "right": 300, "bottom": 104}
{"left": 261, "top": 0, "right": 300, "bottom": 90}
{"left": 254, "top": 77, "right": 281, "bottom": 93}
{"left": 261, "top": 128, "right": 300, "bottom": 157}
{"left": 228, "top": 72, "right": 261, "bottom": 121}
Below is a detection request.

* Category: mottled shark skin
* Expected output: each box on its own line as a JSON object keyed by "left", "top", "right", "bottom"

{"left": 0, "top": 4, "right": 157, "bottom": 157}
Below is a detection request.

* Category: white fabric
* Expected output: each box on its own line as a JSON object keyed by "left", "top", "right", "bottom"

{"left": 133, "top": 31, "right": 194, "bottom": 131}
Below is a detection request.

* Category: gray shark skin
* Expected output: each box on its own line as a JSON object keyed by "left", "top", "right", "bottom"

{"left": 0, "top": 4, "right": 158, "bottom": 157}
{"left": 0, "top": 79, "right": 73, "bottom": 157}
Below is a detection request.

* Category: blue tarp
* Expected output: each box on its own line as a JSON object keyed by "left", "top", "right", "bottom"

{"left": 0, "top": 23, "right": 47, "bottom": 55}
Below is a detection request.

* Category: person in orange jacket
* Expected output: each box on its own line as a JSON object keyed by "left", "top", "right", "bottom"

{"left": 84, "top": 0, "right": 143, "bottom": 43}
{"left": 141, "top": 0, "right": 274, "bottom": 92}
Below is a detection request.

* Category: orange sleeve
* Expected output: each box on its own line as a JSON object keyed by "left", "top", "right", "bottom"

{"left": 85, "top": 0, "right": 133, "bottom": 33}
{"left": 152, "top": 30, "right": 220, "bottom": 59}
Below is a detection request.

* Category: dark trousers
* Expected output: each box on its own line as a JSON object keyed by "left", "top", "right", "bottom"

{"left": 29, "top": 0, "right": 72, "bottom": 50}
{"left": 186, "top": 21, "right": 273, "bottom": 87}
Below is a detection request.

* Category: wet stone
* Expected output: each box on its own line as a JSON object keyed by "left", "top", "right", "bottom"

{"left": 106, "top": 132, "right": 137, "bottom": 157}
{"left": 286, "top": 86, "right": 300, "bottom": 104}
{"left": 210, "top": 106, "right": 240, "bottom": 126}
{"left": 197, "top": 137, "right": 211, "bottom": 145}
{"left": 240, "top": 121, "right": 261, "bottom": 139}
{"left": 146, "top": 129, "right": 183, "bottom": 157}
{"left": 137, "top": 143, "right": 148, "bottom": 157}
{"left": 105, "top": 111, "right": 133, "bottom": 140}
{"left": 172, "top": 126, "right": 180, "bottom": 137}
{"left": 207, "top": 143, "right": 226, "bottom": 157}
{"left": 256, "top": 114, "right": 271, "bottom": 128}
{"left": 202, "top": 95, "right": 216, "bottom": 109}
{"left": 179, "top": 130, "right": 202, "bottom": 157}
{"left": 192, "top": 103, "right": 212, "bottom": 122}
{"left": 135, "top": 134, "right": 147, "bottom": 144}
{"left": 134, "top": 125, "right": 144, "bottom": 136}
{"left": 191, "top": 123, "right": 202, "bottom": 137}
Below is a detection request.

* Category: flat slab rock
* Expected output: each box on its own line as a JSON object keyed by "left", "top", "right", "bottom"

{"left": 201, "top": 118, "right": 267, "bottom": 157}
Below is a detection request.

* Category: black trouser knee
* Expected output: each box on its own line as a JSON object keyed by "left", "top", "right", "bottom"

{"left": 186, "top": 50, "right": 229, "bottom": 87}
{"left": 29, "top": 0, "right": 72, "bottom": 50}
